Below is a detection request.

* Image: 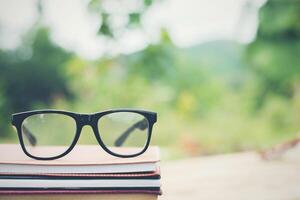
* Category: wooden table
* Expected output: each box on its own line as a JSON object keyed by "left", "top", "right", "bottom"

{"left": 160, "top": 149, "right": 300, "bottom": 200}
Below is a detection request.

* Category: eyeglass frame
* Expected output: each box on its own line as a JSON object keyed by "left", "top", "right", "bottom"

{"left": 11, "top": 109, "right": 157, "bottom": 160}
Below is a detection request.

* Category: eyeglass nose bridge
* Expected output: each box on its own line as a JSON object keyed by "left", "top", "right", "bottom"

{"left": 79, "top": 114, "right": 96, "bottom": 126}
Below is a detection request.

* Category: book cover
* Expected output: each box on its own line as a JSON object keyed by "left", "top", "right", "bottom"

{"left": 0, "top": 145, "right": 159, "bottom": 174}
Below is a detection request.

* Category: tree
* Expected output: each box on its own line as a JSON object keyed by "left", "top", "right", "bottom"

{"left": 246, "top": 0, "right": 300, "bottom": 108}
{"left": 0, "top": 27, "right": 73, "bottom": 138}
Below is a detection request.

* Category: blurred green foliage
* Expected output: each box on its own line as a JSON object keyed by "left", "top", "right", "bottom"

{"left": 0, "top": 27, "right": 73, "bottom": 138}
{"left": 88, "top": 0, "right": 154, "bottom": 38}
{"left": 0, "top": 0, "right": 300, "bottom": 158}
{"left": 246, "top": 0, "right": 300, "bottom": 108}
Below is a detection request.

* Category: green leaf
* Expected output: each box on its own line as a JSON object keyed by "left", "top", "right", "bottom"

{"left": 128, "top": 12, "right": 141, "bottom": 25}
{"left": 98, "top": 13, "right": 114, "bottom": 37}
{"left": 98, "top": 22, "right": 113, "bottom": 37}
{"left": 144, "top": 0, "right": 153, "bottom": 6}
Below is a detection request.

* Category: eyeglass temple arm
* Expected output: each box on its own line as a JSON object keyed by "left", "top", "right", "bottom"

{"left": 22, "top": 126, "right": 37, "bottom": 146}
{"left": 114, "top": 119, "right": 148, "bottom": 147}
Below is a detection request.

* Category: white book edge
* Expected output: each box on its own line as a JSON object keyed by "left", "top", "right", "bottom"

{"left": 0, "top": 163, "right": 156, "bottom": 174}
{"left": 0, "top": 179, "right": 161, "bottom": 188}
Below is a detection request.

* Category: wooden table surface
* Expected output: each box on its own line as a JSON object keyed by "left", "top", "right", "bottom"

{"left": 160, "top": 148, "right": 300, "bottom": 200}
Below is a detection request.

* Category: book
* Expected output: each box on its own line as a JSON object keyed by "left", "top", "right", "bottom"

{"left": 0, "top": 163, "right": 157, "bottom": 174}
{"left": 0, "top": 193, "right": 158, "bottom": 200}
{"left": 0, "top": 144, "right": 159, "bottom": 174}
{"left": 0, "top": 178, "right": 160, "bottom": 188}
{"left": 0, "top": 189, "right": 160, "bottom": 195}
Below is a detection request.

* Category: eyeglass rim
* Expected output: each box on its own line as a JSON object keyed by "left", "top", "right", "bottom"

{"left": 11, "top": 109, "right": 157, "bottom": 160}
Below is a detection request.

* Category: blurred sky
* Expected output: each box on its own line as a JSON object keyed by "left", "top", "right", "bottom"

{"left": 0, "top": 0, "right": 265, "bottom": 59}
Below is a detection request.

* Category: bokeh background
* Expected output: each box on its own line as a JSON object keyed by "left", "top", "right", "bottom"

{"left": 0, "top": 0, "right": 300, "bottom": 159}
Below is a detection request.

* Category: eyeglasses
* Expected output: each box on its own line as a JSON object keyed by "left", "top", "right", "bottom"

{"left": 11, "top": 109, "right": 157, "bottom": 160}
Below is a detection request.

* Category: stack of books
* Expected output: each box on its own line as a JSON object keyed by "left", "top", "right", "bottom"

{"left": 0, "top": 144, "right": 161, "bottom": 200}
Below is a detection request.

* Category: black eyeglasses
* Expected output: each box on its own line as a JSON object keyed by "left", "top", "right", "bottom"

{"left": 11, "top": 109, "right": 157, "bottom": 160}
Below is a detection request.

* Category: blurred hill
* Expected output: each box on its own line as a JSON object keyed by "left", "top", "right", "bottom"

{"left": 125, "top": 39, "right": 246, "bottom": 85}
{"left": 185, "top": 40, "right": 244, "bottom": 74}
{"left": 183, "top": 40, "right": 246, "bottom": 87}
